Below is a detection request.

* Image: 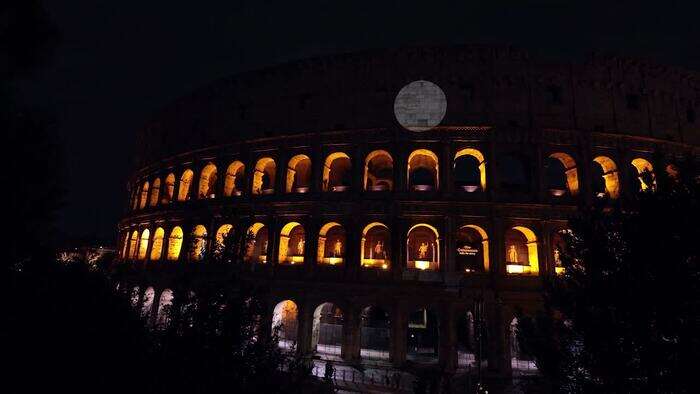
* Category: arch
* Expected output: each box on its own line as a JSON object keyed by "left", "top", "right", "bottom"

{"left": 272, "top": 300, "right": 299, "bottom": 350}
{"left": 163, "top": 173, "right": 176, "bottom": 204}
{"left": 548, "top": 152, "right": 579, "bottom": 196}
{"left": 407, "top": 149, "right": 439, "bottom": 191}
{"left": 505, "top": 226, "right": 539, "bottom": 275}
{"left": 364, "top": 150, "right": 394, "bottom": 191}
{"left": 245, "top": 222, "right": 269, "bottom": 263}
{"left": 592, "top": 156, "right": 620, "bottom": 199}
{"left": 278, "top": 222, "right": 305, "bottom": 264}
{"left": 551, "top": 229, "right": 569, "bottom": 275}
{"left": 177, "top": 169, "right": 194, "bottom": 201}
{"left": 631, "top": 157, "right": 656, "bottom": 191}
{"left": 317, "top": 222, "right": 346, "bottom": 265}
{"left": 128, "top": 230, "right": 139, "bottom": 259}
{"left": 454, "top": 148, "right": 486, "bottom": 191}
{"left": 137, "top": 229, "right": 150, "bottom": 260}
{"left": 406, "top": 224, "right": 440, "bottom": 271}
{"left": 361, "top": 222, "right": 391, "bottom": 269}
{"left": 311, "top": 302, "right": 344, "bottom": 356}
{"left": 155, "top": 289, "right": 174, "bottom": 329}
{"left": 129, "top": 286, "right": 140, "bottom": 308}
{"left": 139, "top": 181, "right": 149, "bottom": 209}
{"left": 149, "top": 178, "right": 161, "bottom": 207}
{"left": 456, "top": 224, "right": 490, "bottom": 272}
{"left": 360, "top": 305, "right": 390, "bottom": 360}
{"left": 121, "top": 232, "right": 129, "bottom": 258}
{"left": 150, "top": 227, "right": 165, "bottom": 261}
{"left": 141, "top": 286, "right": 155, "bottom": 319}
{"left": 215, "top": 224, "right": 233, "bottom": 251}
{"left": 499, "top": 153, "right": 531, "bottom": 192}
{"left": 252, "top": 157, "right": 276, "bottom": 195}
{"left": 322, "top": 152, "right": 352, "bottom": 192}
{"left": 223, "top": 161, "right": 245, "bottom": 196}
{"left": 407, "top": 307, "right": 439, "bottom": 363}
{"left": 167, "top": 226, "right": 183, "bottom": 261}
{"left": 198, "top": 163, "right": 218, "bottom": 199}
{"left": 190, "top": 225, "right": 208, "bottom": 261}
{"left": 285, "top": 154, "right": 312, "bottom": 193}
{"left": 510, "top": 317, "right": 538, "bottom": 373}
{"left": 456, "top": 309, "right": 477, "bottom": 367}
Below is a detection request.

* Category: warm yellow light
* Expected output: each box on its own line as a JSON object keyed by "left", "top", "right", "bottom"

{"left": 381, "top": 263, "right": 388, "bottom": 269}
{"left": 506, "top": 264, "right": 525, "bottom": 274}
{"left": 414, "top": 260, "right": 430, "bottom": 270}
{"left": 555, "top": 266, "right": 565, "bottom": 275}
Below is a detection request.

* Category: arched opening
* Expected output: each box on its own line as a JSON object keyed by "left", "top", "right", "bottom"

{"left": 167, "top": 226, "right": 183, "bottom": 261}
{"left": 631, "top": 158, "right": 656, "bottom": 192}
{"left": 456, "top": 225, "right": 489, "bottom": 272}
{"left": 177, "top": 169, "right": 194, "bottom": 201}
{"left": 360, "top": 306, "right": 390, "bottom": 360}
{"left": 128, "top": 230, "right": 139, "bottom": 259}
{"left": 407, "top": 307, "right": 439, "bottom": 363}
{"left": 141, "top": 287, "right": 155, "bottom": 319}
{"left": 510, "top": 317, "right": 538, "bottom": 374}
{"left": 454, "top": 148, "right": 486, "bottom": 192}
{"left": 592, "top": 156, "right": 620, "bottom": 199}
{"left": 361, "top": 222, "right": 391, "bottom": 269}
{"left": 190, "top": 225, "right": 208, "bottom": 261}
{"left": 139, "top": 181, "right": 149, "bottom": 209}
{"left": 551, "top": 229, "right": 568, "bottom": 275}
{"left": 272, "top": 300, "right": 298, "bottom": 350}
{"left": 163, "top": 173, "right": 175, "bottom": 204}
{"left": 121, "top": 232, "right": 129, "bottom": 258}
{"left": 245, "top": 223, "right": 268, "bottom": 263}
{"left": 223, "top": 161, "right": 245, "bottom": 196}
{"left": 547, "top": 153, "right": 579, "bottom": 196}
{"left": 155, "top": 289, "right": 174, "bottom": 329}
{"left": 311, "top": 302, "right": 344, "bottom": 356}
{"left": 286, "top": 154, "right": 312, "bottom": 193}
{"left": 150, "top": 227, "right": 165, "bottom": 261}
{"left": 364, "top": 150, "right": 394, "bottom": 191}
{"left": 129, "top": 286, "right": 140, "bottom": 308}
{"left": 317, "top": 222, "right": 346, "bottom": 265}
{"left": 406, "top": 224, "right": 440, "bottom": 271}
{"left": 322, "top": 152, "right": 352, "bottom": 192}
{"left": 456, "top": 310, "right": 479, "bottom": 367}
{"left": 131, "top": 190, "right": 139, "bottom": 211}
{"left": 137, "top": 229, "right": 150, "bottom": 260}
{"left": 214, "top": 224, "right": 233, "bottom": 254}
{"left": 198, "top": 163, "right": 218, "bottom": 199}
{"left": 408, "top": 149, "right": 439, "bottom": 191}
{"left": 499, "top": 153, "right": 531, "bottom": 192}
{"left": 505, "top": 226, "right": 539, "bottom": 275}
{"left": 252, "top": 157, "right": 276, "bottom": 195}
{"left": 149, "top": 178, "right": 161, "bottom": 207}
{"left": 278, "top": 222, "right": 305, "bottom": 264}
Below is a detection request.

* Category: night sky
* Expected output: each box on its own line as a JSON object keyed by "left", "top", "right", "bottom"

{"left": 17, "top": 1, "right": 699, "bottom": 245}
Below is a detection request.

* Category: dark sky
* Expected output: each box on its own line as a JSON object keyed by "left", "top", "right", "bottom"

{"left": 18, "top": 1, "right": 699, "bottom": 245}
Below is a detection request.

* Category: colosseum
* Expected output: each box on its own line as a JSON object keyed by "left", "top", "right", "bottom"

{"left": 116, "top": 45, "right": 699, "bottom": 387}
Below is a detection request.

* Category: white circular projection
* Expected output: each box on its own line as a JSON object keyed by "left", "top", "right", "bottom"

{"left": 394, "top": 80, "right": 447, "bottom": 132}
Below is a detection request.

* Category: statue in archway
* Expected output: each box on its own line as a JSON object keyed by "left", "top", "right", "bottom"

{"left": 297, "top": 238, "right": 305, "bottom": 255}
{"left": 508, "top": 245, "right": 518, "bottom": 263}
{"left": 374, "top": 241, "right": 384, "bottom": 258}
{"left": 333, "top": 239, "right": 342, "bottom": 257}
{"left": 418, "top": 242, "right": 429, "bottom": 260}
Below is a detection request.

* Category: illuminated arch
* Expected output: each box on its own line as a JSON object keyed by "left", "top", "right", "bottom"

{"left": 406, "top": 223, "right": 440, "bottom": 271}
{"left": 278, "top": 222, "right": 305, "bottom": 264}
{"left": 215, "top": 224, "right": 233, "bottom": 250}
{"left": 631, "top": 158, "right": 656, "bottom": 191}
{"left": 128, "top": 230, "right": 139, "bottom": 259}
{"left": 150, "top": 227, "right": 165, "bottom": 261}
{"left": 141, "top": 287, "right": 155, "bottom": 318}
{"left": 167, "top": 226, "right": 183, "bottom": 261}
{"left": 360, "top": 305, "right": 391, "bottom": 360}
{"left": 454, "top": 148, "right": 487, "bottom": 191}
{"left": 190, "top": 225, "right": 208, "bottom": 261}
{"left": 407, "top": 149, "right": 439, "bottom": 191}
{"left": 505, "top": 226, "right": 539, "bottom": 275}
{"left": 177, "top": 169, "right": 194, "bottom": 201}
{"left": 311, "top": 302, "right": 344, "bottom": 355}
{"left": 121, "top": 232, "right": 129, "bottom": 258}
{"left": 223, "top": 161, "right": 245, "bottom": 196}
{"left": 548, "top": 153, "right": 579, "bottom": 196}
{"left": 198, "top": 163, "right": 218, "bottom": 199}
{"left": 139, "top": 181, "right": 149, "bottom": 209}
{"left": 155, "top": 289, "right": 174, "bottom": 328}
{"left": 149, "top": 178, "right": 161, "bottom": 207}
{"left": 317, "top": 222, "right": 345, "bottom": 265}
{"left": 457, "top": 224, "right": 490, "bottom": 272}
{"left": 137, "top": 229, "right": 150, "bottom": 260}
{"left": 592, "top": 156, "right": 620, "bottom": 199}
{"left": 252, "top": 157, "right": 276, "bottom": 195}
{"left": 245, "top": 222, "right": 268, "bottom": 263}
{"left": 364, "top": 150, "right": 394, "bottom": 191}
{"left": 272, "top": 300, "right": 299, "bottom": 347}
{"left": 285, "top": 154, "right": 312, "bottom": 193}
{"left": 361, "top": 222, "right": 391, "bottom": 269}
{"left": 322, "top": 152, "right": 351, "bottom": 192}
{"left": 163, "top": 173, "right": 175, "bottom": 204}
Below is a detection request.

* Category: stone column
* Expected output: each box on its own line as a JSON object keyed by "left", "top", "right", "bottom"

{"left": 390, "top": 302, "right": 407, "bottom": 367}
{"left": 391, "top": 218, "right": 404, "bottom": 280}
{"left": 305, "top": 217, "right": 319, "bottom": 277}
{"left": 341, "top": 304, "right": 361, "bottom": 362}
{"left": 444, "top": 215, "right": 455, "bottom": 274}
{"left": 442, "top": 141, "right": 453, "bottom": 196}
{"left": 344, "top": 217, "right": 359, "bottom": 280}
{"left": 486, "top": 302, "right": 512, "bottom": 377}
{"left": 438, "top": 303, "right": 458, "bottom": 372}
{"left": 297, "top": 300, "right": 314, "bottom": 356}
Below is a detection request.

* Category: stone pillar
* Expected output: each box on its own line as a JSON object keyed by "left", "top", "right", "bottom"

{"left": 341, "top": 304, "right": 361, "bottom": 362}
{"left": 444, "top": 215, "right": 455, "bottom": 274}
{"left": 344, "top": 217, "right": 360, "bottom": 280}
{"left": 442, "top": 141, "right": 453, "bottom": 196}
{"left": 438, "top": 303, "right": 458, "bottom": 372}
{"left": 390, "top": 302, "right": 407, "bottom": 367}
{"left": 305, "top": 217, "right": 319, "bottom": 277}
{"left": 391, "top": 218, "right": 404, "bottom": 280}
{"left": 297, "top": 300, "right": 314, "bottom": 356}
{"left": 486, "top": 302, "right": 512, "bottom": 377}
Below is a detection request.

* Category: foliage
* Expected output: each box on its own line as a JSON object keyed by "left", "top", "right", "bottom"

{"left": 518, "top": 160, "right": 699, "bottom": 393}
